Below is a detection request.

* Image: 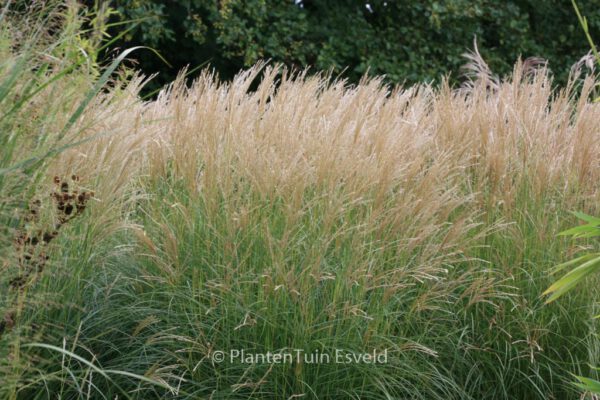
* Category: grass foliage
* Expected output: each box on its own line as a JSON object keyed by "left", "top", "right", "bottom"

{"left": 1, "top": 2, "right": 600, "bottom": 399}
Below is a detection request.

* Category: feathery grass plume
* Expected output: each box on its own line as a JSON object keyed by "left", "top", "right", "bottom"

{"left": 460, "top": 37, "right": 499, "bottom": 92}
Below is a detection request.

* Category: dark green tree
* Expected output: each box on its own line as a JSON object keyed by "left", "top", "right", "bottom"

{"left": 102, "top": 0, "right": 600, "bottom": 91}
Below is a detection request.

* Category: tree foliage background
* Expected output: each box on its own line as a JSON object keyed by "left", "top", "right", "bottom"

{"left": 102, "top": 0, "right": 600, "bottom": 90}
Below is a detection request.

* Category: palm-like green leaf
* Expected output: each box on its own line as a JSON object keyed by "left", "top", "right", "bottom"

{"left": 558, "top": 212, "right": 600, "bottom": 238}
{"left": 574, "top": 375, "right": 600, "bottom": 393}
{"left": 545, "top": 212, "right": 600, "bottom": 303}
{"left": 544, "top": 254, "right": 600, "bottom": 303}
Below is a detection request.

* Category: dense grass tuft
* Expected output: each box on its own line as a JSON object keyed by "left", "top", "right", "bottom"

{"left": 2, "top": 3, "right": 600, "bottom": 399}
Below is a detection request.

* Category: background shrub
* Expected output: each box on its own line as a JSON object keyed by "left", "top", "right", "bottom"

{"left": 101, "top": 0, "right": 600, "bottom": 91}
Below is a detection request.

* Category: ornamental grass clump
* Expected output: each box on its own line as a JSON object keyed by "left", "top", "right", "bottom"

{"left": 24, "top": 61, "right": 598, "bottom": 398}
{"left": 2, "top": 2, "right": 600, "bottom": 397}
